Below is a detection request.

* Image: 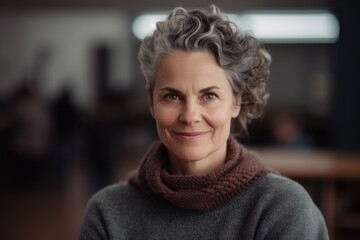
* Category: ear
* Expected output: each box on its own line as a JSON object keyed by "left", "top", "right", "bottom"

{"left": 231, "top": 96, "right": 241, "bottom": 118}
{"left": 146, "top": 84, "right": 155, "bottom": 118}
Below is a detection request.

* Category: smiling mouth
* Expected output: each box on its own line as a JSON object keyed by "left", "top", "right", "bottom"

{"left": 171, "top": 131, "right": 208, "bottom": 138}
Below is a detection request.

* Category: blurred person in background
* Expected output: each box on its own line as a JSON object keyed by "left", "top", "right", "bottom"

{"left": 267, "top": 109, "right": 315, "bottom": 148}
{"left": 1, "top": 84, "right": 54, "bottom": 190}
{"left": 79, "top": 5, "right": 328, "bottom": 240}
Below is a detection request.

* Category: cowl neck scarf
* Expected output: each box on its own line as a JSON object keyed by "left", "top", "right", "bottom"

{"left": 129, "top": 137, "right": 272, "bottom": 212}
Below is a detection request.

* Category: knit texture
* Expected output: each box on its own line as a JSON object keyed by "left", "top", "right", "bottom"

{"left": 129, "top": 137, "right": 272, "bottom": 211}
{"left": 79, "top": 174, "right": 329, "bottom": 240}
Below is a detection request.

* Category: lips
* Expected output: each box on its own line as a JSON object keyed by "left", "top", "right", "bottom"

{"left": 170, "top": 130, "right": 209, "bottom": 139}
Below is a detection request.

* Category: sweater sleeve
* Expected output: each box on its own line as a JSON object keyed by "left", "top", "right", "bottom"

{"left": 78, "top": 195, "right": 110, "bottom": 240}
{"left": 255, "top": 175, "right": 329, "bottom": 240}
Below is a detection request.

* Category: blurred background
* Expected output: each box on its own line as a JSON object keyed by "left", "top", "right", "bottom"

{"left": 0, "top": 0, "right": 359, "bottom": 239}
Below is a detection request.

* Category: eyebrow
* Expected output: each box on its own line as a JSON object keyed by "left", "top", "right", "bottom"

{"left": 159, "top": 86, "right": 221, "bottom": 94}
{"left": 199, "top": 86, "right": 221, "bottom": 94}
{"left": 158, "top": 87, "right": 182, "bottom": 94}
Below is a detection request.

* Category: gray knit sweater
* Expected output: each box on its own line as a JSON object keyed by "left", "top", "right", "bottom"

{"left": 79, "top": 173, "right": 329, "bottom": 240}
{"left": 80, "top": 138, "right": 328, "bottom": 239}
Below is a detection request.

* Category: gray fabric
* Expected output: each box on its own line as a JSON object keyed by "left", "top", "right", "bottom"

{"left": 79, "top": 173, "right": 329, "bottom": 240}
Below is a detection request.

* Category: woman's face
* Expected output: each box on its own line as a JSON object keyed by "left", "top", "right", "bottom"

{"left": 149, "top": 50, "right": 240, "bottom": 174}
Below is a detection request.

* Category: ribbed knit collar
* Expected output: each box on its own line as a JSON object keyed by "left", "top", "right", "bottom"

{"left": 129, "top": 137, "right": 272, "bottom": 212}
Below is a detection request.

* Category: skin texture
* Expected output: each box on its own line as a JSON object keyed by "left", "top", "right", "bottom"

{"left": 149, "top": 50, "right": 241, "bottom": 176}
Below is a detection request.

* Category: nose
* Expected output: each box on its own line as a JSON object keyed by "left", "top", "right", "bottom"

{"left": 179, "top": 99, "right": 201, "bottom": 125}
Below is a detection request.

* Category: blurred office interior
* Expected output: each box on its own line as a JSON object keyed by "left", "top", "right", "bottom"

{"left": 0, "top": 0, "right": 359, "bottom": 239}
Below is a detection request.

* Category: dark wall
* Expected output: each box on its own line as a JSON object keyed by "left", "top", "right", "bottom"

{"left": 330, "top": 1, "right": 360, "bottom": 151}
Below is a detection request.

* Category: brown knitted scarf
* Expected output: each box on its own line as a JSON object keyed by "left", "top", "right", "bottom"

{"left": 129, "top": 137, "right": 272, "bottom": 212}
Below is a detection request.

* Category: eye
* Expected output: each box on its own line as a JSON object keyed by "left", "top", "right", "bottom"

{"left": 164, "top": 93, "right": 180, "bottom": 101}
{"left": 203, "top": 93, "right": 217, "bottom": 101}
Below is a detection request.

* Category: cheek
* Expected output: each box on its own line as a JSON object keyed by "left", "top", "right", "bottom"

{"left": 153, "top": 106, "right": 179, "bottom": 128}
{"left": 205, "top": 105, "right": 235, "bottom": 128}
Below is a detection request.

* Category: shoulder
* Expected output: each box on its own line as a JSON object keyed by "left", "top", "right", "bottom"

{"left": 79, "top": 182, "right": 146, "bottom": 239}
{"left": 259, "top": 173, "right": 311, "bottom": 199}
{"left": 90, "top": 182, "right": 134, "bottom": 202}
{"left": 252, "top": 173, "right": 329, "bottom": 240}
{"left": 254, "top": 173, "right": 320, "bottom": 217}
{"left": 85, "top": 181, "right": 145, "bottom": 213}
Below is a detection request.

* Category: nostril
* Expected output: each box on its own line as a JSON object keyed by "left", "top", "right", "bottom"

{"left": 179, "top": 108, "right": 201, "bottom": 124}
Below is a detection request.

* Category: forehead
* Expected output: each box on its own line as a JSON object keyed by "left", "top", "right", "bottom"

{"left": 154, "top": 50, "right": 231, "bottom": 90}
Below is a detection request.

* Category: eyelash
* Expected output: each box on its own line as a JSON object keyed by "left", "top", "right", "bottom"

{"left": 203, "top": 92, "right": 218, "bottom": 101}
{"left": 164, "top": 93, "right": 181, "bottom": 101}
{"left": 163, "top": 92, "right": 218, "bottom": 103}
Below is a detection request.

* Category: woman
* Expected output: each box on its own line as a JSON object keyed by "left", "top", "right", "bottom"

{"left": 79, "top": 5, "right": 329, "bottom": 240}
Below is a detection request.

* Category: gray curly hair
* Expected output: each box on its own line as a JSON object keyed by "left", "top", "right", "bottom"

{"left": 138, "top": 5, "right": 271, "bottom": 135}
